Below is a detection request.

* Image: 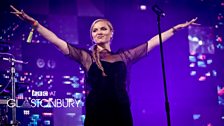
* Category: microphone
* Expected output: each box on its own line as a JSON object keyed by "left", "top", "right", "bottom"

{"left": 152, "top": 4, "right": 166, "bottom": 17}
{"left": 1, "top": 57, "right": 28, "bottom": 64}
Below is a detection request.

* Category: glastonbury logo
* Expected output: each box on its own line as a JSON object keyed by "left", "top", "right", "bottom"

{"left": 7, "top": 90, "right": 83, "bottom": 108}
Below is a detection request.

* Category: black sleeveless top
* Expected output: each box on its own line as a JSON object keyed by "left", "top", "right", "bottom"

{"left": 67, "top": 42, "right": 148, "bottom": 126}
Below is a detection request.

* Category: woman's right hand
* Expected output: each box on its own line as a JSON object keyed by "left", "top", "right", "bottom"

{"left": 10, "top": 5, "right": 36, "bottom": 24}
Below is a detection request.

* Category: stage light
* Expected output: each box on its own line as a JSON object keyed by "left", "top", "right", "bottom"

{"left": 48, "top": 85, "right": 53, "bottom": 89}
{"left": 218, "top": 22, "right": 224, "bottom": 25}
{"left": 198, "top": 76, "right": 206, "bottom": 81}
{"left": 212, "top": 70, "right": 217, "bottom": 76}
{"left": 205, "top": 72, "right": 211, "bottom": 77}
{"left": 73, "top": 92, "right": 82, "bottom": 99}
{"left": 81, "top": 115, "right": 86, "bottom": 123}
{"left": 38, "top": 75, "right": 43, "bottom": 80}
{"left": 31, "top": 114, "right": 40, "bottom": 120}
{"left": 71, "top": 83, "right": 79, "bottom": 88}
{"left": 66, "top": 92, "right": 72, "bottom": 95}
{"left": 43, "top": 120, "right": 51, "bottom": 125}
{"left": 189, "top": 63, "right": 195, "bottom": 67}
{"left": 198, "top": 40, "right": 203, "bottom": 45}
{"left": 70, "top": 76, "right": 79, "bottom": 81}
{"left": 140, "top": 5, "right": 147, "bottom": 10}
{"left": 80, "top": 70, "right": 84, "bottom": 74}
{"left": 217, "top": 43, "right": 224, "bottom": 49}
{"left": 193, "top": 114, "right": 201, "bottom": 120}
{"left": 36, "top": 81, "right": 44, "bottom": 87}
{"left": 189, "top": 56, "right": 196, "bottom": 62}
{"left": 192, "top": 36, "right": 199, "bottom": 42}
{"left": 197, "top": 61, "right": 206, "bottom": 67}
{"left": 23, "top": 110, "right": 30, "bottom": 115}
{"left": 190, "top": 71, "right": 196, "bottom": 76}
{"left": 139, "top": 0, "right": 148, "bottom": 11}
{"left": 82, "top": 90, "right": 86, "bottom": 94}
{"left": 63, "top": 81, "right": 72, "bottom": 84}
{"left": 207, "top": 59, "right": 213, "bottom": 64}
{"left": 63, "top": 75, "right": 71, "bottom": 79}
{"left": 46, "top": 75, "right": 51, "bottom": 78}
{"left": 20, "top": 76, "right": 25, "bottom": 81}
{"left": 17, "top": 94, "right": 24, "bottom": 99}
{"left": 222, "top": 116, "right": 224, "bottom": 120}
{"left": 197, "top": 54, "right": 206, "bottom": 60}
{"left": 47, "top": 79, "right": 53, "bottom": 84}
{"left": 215, "top": 24, "right": 219, "bottom": 28}
{"left": 36, "top": 58, "right": 45, "bottom": 68}
{"left": 47, "top": 59, "right": 56, "bottom": 69}
{"left": 42, "top": 113, "right": 53, "bottom": 116}
{"left": 216, "top": 36, "right": 222, "bottom": 42}
{"left": 66, "top": 113, "right": 76, "bottom": 117}
{"left": 80, "top": 77, "right": 85, "bottom": 84}
{"left": 190, "top": 51, "right": 196, "bottom": 55}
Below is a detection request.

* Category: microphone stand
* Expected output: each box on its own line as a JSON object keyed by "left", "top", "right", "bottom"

{"left": 10, "top": 58, "right": 18, "bottom": 126}
{"left": 1, "top": 53, "right": 28, "bottom": 126}
{"left": 153, "top": 6, "right": 171, "bottom": 126}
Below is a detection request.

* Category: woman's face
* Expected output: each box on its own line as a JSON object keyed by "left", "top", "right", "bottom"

{"left": 91, "top": 20, "right": 113, "bottom": 45}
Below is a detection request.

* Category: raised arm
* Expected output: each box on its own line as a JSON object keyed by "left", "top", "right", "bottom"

{"left": 147, "top": 17, "right": 198, "bottom": 52}
{"left": 36, "top": 23, "right": 69, "bottom": 54}
{"left": 10, "top": 5, "right": 69, "bottom": 55}
{"left": 120, "top": 18, "right": 198, "bottom": 65}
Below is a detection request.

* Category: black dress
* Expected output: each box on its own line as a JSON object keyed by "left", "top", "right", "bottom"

{"left": 67, "top": 42, "right": 148, "bottom": 126}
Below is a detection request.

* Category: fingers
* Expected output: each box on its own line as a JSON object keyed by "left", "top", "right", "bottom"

{"left": 193, "top": 17, "right": 198, "bottom": 21}
{"left": 175, "top": 17, "right": 200, "bottom": 30}
{"left": 189, "top": 17, "right": 198, "bottom": 24}
{"left": 192, "top": 23, "right": 201, "bottom": 26}
{"left": 10, "top": 12, "right": 22, "bottom": 15}
{"left": 10, "top": 5, "right": 25, "bottom": 21}
{"left": 10, "top": 11, "right": 24, "bottom": 21}
{"left": 183, "top": 17, "right": 198, "bottom": 27}
{"left": 188, "top": 17, "right": 200, "bottom": 26}
{"left": 10, "top": 5, "right": 20, "bottom": 12}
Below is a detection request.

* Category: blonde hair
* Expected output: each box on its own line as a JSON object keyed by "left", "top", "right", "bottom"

{"left": 92, "top": 45, "right": 107, "bottom": 76}
{"left": 90, "top": 19, "right": 114, "bottom": 76}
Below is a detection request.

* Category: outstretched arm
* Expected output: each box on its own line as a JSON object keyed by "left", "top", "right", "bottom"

{"left": 147, "top": 17, "right": 198, "bottom": 52}
{"left": 10, "top": 5, "right": 69, "bottom": 55}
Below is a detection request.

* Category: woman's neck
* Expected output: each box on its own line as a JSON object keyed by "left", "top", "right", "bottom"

{"left": 97, "top": 44, "right": 111, "bottom": 52}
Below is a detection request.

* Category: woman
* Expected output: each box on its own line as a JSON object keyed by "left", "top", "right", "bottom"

{"left": 10, "top": 5, "right": 197, "bottom": 126}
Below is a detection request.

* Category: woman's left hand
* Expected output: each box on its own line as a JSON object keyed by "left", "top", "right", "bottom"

{"left": 173, "top": 17, "right": 199, "bottom": 31}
